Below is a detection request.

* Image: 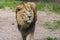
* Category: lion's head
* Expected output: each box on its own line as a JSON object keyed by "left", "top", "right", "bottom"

{"left": 16, "top": 2, "right": 36, "bottom": 28}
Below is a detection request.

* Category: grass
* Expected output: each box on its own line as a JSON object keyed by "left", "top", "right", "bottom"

{"left": 46, "top": 37, "right": 58, "bottom": 40}
{"left": 0, "top": 1, "right": 22, "bottom": 9}
{"left": 44, "top": 20, "right": 60, "bottom": 29}
{"left": 0, "top": 0, "right": 60, "bottom": 13}
{"left": 36, "top": 2, "right": 60, "bottom": 14}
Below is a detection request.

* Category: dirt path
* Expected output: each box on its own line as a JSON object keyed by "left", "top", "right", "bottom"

{"left": 35, "top": 11, "right": 60, "bottom": 40}
{"left": 0, "top": 8, "right": 60, "bottom": 40}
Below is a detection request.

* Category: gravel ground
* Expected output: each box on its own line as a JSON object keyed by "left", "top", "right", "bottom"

{"left": 0, "top": 8, "right": 60, "bottom": 40}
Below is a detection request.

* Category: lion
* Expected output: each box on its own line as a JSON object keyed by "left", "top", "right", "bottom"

{"left": 16, "top": 2, "right": 37, "bottom": 40}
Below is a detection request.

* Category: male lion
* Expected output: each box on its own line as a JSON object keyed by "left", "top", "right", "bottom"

{"left": 16, "top": 2, "right": 37, "bottom": 40}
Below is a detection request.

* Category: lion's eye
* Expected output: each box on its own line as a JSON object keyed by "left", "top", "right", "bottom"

{"left": 17, "top": 9, "right": 21, "bottom": 11}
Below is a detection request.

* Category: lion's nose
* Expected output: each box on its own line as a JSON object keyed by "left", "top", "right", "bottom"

{"left": 28, "top": 16, "right": 31, "bottom": 20}
{"left": 28, "top": 16, "right": 31, "bottom": 18}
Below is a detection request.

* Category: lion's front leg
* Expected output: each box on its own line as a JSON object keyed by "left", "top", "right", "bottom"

{"left": 26, "top": 33, "right": 34, "bottom": 40}
{"left": 30, "top": 34, "right": 34, "bottom": 40}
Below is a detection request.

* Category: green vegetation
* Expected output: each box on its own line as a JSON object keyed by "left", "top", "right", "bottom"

{"left": 0, "top": 0, "right": 22, "bottom": 9}
{"left": 0, "top": 0, "right": 60, "bottom": 13}
{"left": 36, "top": 2, "right": 60, "bottom": 14}
{"left": 44, "top": 20, "right": 60, "bottom": 29}
{"left": 46, "top": 37, "right": 58, "bottom": 40}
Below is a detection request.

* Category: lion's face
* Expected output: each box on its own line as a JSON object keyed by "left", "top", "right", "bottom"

{"left": 16, "top": 2, "right": 35, "bottom": 28}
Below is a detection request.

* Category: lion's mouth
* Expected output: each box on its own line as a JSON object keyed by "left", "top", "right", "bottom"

{"left": 26, "top": 17, "right": 32, "bottom": 23}
{"left": 27, "top": 20, "right": 32, "bottom": 23}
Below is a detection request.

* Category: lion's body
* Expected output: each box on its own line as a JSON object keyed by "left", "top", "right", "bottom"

{"left": 16, "top": 2, "right": 37, "bottom": 40}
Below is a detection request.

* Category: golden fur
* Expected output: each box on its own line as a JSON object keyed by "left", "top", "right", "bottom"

{"left": 16, "top": 2, "right": 37, "bottom": 40}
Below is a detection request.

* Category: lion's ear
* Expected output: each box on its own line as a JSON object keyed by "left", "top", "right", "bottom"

{"left": 16, "top": 5, "right": 23, "bottom": 13}
{"left": 26, "top": 2, "right": 36, "bottom": 10}
{"left": 30, "top": 2, "right": 36, "bottom": 10}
